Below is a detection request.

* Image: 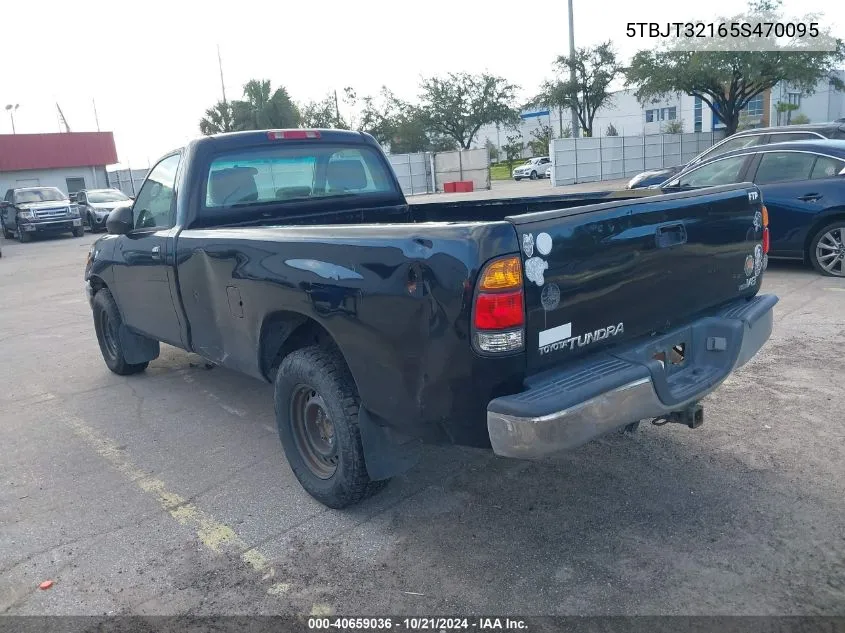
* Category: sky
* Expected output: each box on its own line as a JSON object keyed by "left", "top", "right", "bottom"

{"left": 1, "top": 0, "right": 843, "bottom": 167}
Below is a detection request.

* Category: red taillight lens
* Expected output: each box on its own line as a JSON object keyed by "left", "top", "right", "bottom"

{"left": 763, "top": 227, "right": 770, "bottom": 254}
{"left": 267, "top": 130, "right": 321, "bottom": 140}
{"left": 474, "top": 290, "right": 524, "bottom": 330}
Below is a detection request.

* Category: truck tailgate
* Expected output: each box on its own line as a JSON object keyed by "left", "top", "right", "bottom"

{"left": 508, "top": 184, "right": 766, "bottom": 372}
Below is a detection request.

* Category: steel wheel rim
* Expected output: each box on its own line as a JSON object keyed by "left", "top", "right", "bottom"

{"left": 290, "top": 384, "right": 338, "bottom": 479}
{"left": 816, "top": 227, "right": 845, "bottom": 276}
{"left": 99, "top": 310, "right": 119, "bottom": 358}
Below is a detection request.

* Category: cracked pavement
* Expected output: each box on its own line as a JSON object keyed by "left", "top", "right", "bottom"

{"left": 1, "top": 231, "right": 844, "bottom": 616}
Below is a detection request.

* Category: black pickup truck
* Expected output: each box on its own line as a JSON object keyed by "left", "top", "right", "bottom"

{"left": 84, "top": 129, "right": 777, "bottom": 508}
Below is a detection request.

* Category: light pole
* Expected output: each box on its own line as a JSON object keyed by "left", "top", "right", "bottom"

{"left": 567, "top": 0, "right": 579, "bottom": 138}
{"left": 5, "top": 104, "right": 19, "bottom": 134}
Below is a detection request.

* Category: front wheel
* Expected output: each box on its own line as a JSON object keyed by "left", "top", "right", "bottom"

{"left": 92, "top": 288, "right": 149, "bottom": 375}
{"left": 274, "top": 345, "right": 387, "bottom": 508}
{"left": 514, "top": 177, "right": 522, "bottom": 181}
{"left": 529, "top": 170, "right": 538, "bottom": 180}
{"left": 809, "top": 221, "right": 845, "bottom": 277}
{"left": 18, "top": 229, "right": 32, "bottom": 243}
{"left": 72, "top": 226, "right": 84, "bottom": 237}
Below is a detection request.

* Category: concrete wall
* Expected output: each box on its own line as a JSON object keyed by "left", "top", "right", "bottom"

{"left": 769, "top": 72, "right": 845, "bottom": 125}
{"left": 0, "top": 166, "right": 108, "bottom": 198}
{"left": 433, "top": 149, "right": 490, "bottom": 191}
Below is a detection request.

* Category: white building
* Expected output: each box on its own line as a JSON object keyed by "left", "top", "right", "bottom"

{"left": 477, "top": 71, "right": 845, "bottom": 156}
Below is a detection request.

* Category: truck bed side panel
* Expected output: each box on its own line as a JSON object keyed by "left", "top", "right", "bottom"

{"left": 174, "top": 222, "right": 521, "bottom": 446}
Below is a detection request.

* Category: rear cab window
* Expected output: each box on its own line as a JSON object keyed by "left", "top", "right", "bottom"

{"left": 200, "top": 143, "right": 400, "bottom": 223}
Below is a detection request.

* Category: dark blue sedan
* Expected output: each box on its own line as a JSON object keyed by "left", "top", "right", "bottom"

{"left": 658, "top": 139, "right": 845, "bottom": 276}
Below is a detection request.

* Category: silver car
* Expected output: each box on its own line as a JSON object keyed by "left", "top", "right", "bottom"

{"left": 76, "top": 188, "right": 132, "bottom": 232}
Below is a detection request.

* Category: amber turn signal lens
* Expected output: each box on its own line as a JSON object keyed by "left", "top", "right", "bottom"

{"left": 479, "top": 256, "right": 522, "bottom": 291}
{"left": 761, "top": 205, "right": 769, "bottom": 227}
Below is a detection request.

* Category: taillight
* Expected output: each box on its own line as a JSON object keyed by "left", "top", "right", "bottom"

{"left": 762, "top": 204, "right": 770, "bottom": 254}
{"left": 473, "top": 255, "right": 525, "bottom": 353}
{"left": 267, "top": 130, "right": 321, "bottom": 140}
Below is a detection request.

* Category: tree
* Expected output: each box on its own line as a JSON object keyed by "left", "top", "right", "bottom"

{"left": 502, "top": 133, "right": 524, "bottom": 172}
{"left": 485, "top": 139, "right": 499, "bottom": 163}
{"left": 233, "top": 79, "right": 300, "bottom": 130}
{"left": 662, "top": 120, "right": 685, "bottom": 134}
{"left": 605, "top": 123, "right": 619, "bottom": 136}
{"left": 535, "top": 42, "right": 622, "bottom": 138}
{"left": 775, "top": 101, "right": 800, "bottom": 125}
{"left": 300, "top": 93, "right": 347, "bottom": 129}
{"left": 528, "top": 124, "right": 554, "bottom": 156}
{"left": 626, "top": 0, "right": 845, "bottom": 135}
{"left": 419, "top": 72, "right": 520, "bottom": 149}
{"left": 199, "top": 101, "right": 235, "bottom": 135}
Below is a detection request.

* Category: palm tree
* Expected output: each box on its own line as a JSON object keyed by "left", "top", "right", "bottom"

{"left": 199, "top": 101, "right": 234, "bottom": 135}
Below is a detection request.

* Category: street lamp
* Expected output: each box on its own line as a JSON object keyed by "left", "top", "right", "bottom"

{"left": 5, "top": 104, "right": 19, "bottom": 134}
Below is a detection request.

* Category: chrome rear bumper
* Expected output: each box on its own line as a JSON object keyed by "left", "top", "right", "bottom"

{"left": 487, "top": 294, "right": 777, "bottom": 459}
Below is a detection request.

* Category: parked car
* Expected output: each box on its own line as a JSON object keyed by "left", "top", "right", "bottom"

{"left": 627, "top": 121, "right": 845, "bottom": 190}
{"left": 76, "top": 188, "right": 133, "bottom": 232}
{"left": 658, "top": 139, "right": 845, "bottom": 276}
{"left": 513, "top": 156, "right": 551, "bottom": 180}
{"left": 84, "top": 128, "right": 776, "bottom": 508}
{"left": 543, "top": 163, "right": 553, "bottom": 179}
{"left": 0, "top": 187, "right": 84, "bottom": 242}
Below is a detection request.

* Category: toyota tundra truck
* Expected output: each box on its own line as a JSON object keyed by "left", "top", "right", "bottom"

{"left": 83, "top": 129, "right": 777, "bottom": 508}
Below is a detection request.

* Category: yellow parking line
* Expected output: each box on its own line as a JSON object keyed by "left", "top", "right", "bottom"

{"left": 60, "top": 410, "right": 272, "bottom": 574}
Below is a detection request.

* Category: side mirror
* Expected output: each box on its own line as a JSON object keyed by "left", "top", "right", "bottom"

{"left": 69, "top": 193, "right": 78, "bottom": 202}
{"left": 106, "top": 204, "right": 134, "bottom": 235}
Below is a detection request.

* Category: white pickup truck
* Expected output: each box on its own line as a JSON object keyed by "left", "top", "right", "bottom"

{"left": 512, "top": 157, "right": 551, "bottom": 180}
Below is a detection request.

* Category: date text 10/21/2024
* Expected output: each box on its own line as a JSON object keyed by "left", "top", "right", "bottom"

{"left": 307, "top": 617, "right": 529, "bottom": 630}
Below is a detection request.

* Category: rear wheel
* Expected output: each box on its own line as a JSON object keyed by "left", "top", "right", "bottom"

{"left": 92, "top": 288, "right": 149, "bottom": 375}
{"left": 809, "top": 221, "right": 845, "bottom": 277}
{"left": 274, "top": 345, "right": 386, "bottom": 508}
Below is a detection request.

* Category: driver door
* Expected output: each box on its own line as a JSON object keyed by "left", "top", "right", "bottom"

{"left": 110, "top": 152, "right": 185, "bottom": 347}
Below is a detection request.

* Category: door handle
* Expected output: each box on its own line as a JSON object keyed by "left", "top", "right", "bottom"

{"left": 151, "top": 245, "right": 161, "bottom": 260}
{"left": 798, "top": 193, "right": 822, "bottom": 202}
{"left": 655, "top": 223, "right": 687, "bottom": 248}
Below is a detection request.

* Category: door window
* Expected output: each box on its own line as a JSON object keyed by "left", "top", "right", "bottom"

{"left": 754, "top": 152, "right": 815, "bottom": 184}
{"left": 66, "top": 177, "right": 86, "bottom": 193}
{"left": 676, "top": 155, "right": 748, "bottom": 188}
{"left": 810, "top": 155, "right": 845, "bottom": 180}
{"left": 695, "top": 134, "right": 764, "bottom": 164}
{"left": 767, "top": 132, "right": 820, "bottom": 144}
{"left": 133, "top": 153, "right": 180, "bottom": 230}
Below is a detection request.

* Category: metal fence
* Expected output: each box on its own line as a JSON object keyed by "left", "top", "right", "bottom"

{"left": 106, "top": 168, "right": 149, "bottom": 197}
{"left": 387, "top": 148, "right": 491, "bottom": 194}
{"left": 387, "top": 153, "right": 435, "bottom": 196}
{"left": 550, "top": 131, "right": 726, "bottom": 186}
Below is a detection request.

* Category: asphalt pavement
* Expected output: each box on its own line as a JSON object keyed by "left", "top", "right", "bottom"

{"left": 1, "top": 224, "right": 844, "bottom": 616}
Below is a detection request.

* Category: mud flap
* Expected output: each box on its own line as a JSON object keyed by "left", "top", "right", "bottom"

{"left": 358, "top": 407, "right": 422, "bottom": 481}
{"left": 119, "top": 325, "right": 160, "bottom": 365}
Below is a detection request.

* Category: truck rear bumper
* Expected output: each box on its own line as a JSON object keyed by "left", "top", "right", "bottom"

{"left": 487, "top": 294, "right": 778, "bottom": 459}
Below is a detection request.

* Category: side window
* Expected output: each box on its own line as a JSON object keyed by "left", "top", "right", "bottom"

{"left": 697, "top": 135, "right": 763, "bottom": 163}
{"left": 133, "top": 154, "right": 180, "bottom": 230}
{"left": 754, "top": 152, "right": 815, "bottom": 185}
{"left": 767, "top": 132, "right": 819, "bottom": 144}
{"left": 677, "top": 155, "right": 748, "bottom": 188}
{"left": 810, "top": 155, "right": 845, "bottom": 180}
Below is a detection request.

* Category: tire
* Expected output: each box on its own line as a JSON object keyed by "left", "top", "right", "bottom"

{"left": 274, "top": 345, "right": 387, "bottom": 508}
{"left": 808, "top": 221, "right": 845, "bottom": 277}
{"left": 514, "top": 177, "right": 522, "bottom": 181}
{"left": 530, "top": 170, "right": 538, "bottom": 180}
{"left": 72, "top": 226, "right": 84, "bottom": 237}
{"left": 92, "top": 288, "right": 149, "bottom": 375}
{"left": 18, "top": 230, "right": 32, "bottom": 243}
